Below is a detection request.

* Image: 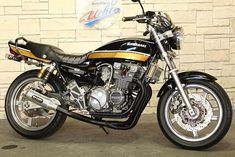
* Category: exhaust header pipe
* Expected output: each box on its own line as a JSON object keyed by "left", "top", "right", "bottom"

{"left": 23, "top": 80, "right": 147, "bottom": 130}
{"left": 24, "top": 89, "right": 61, "bottom": 110}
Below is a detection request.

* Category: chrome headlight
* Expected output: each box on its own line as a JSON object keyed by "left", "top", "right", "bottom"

{"left": 169, "top": 26, "right": 184, "bottom": 50}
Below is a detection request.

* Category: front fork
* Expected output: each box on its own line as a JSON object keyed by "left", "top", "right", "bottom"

{"left": 149, "top": 25, "right": 196, "bottom": 116}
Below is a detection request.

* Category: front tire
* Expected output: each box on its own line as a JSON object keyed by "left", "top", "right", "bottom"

{"left": 157, "top": 80, "right": 232, "bottom": 150}
{"left": 5, "top": 70, "right": 67, "bottom": 139}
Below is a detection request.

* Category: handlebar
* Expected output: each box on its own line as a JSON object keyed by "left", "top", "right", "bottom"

{"left": 122, "top": 12, "right": 157, "bottom": 36}
{"left": 122, "top": 14, "right": 146, "bottom": 22}
{"left": 122, "top": 11, "right": 156, "bottom": 22}
{"left": 122, "top": 15, "right": 151, "bottom": 36}
{"left": 122, "top": 16, "right": 137, "bottom": 22}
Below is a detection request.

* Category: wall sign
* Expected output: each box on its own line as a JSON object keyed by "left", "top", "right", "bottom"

{"left": 77, "top": 0, "right": 121, "bottom": 30}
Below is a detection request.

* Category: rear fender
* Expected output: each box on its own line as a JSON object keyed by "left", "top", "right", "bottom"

{"left": 8, "top": 41, "right": 51, "bottom": 63}
{"left": 157, "top": 71, "right": 217, "bottom": 97}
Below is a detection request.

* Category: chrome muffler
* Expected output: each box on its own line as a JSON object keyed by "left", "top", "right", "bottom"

{"left": 24, "top": 89, "right": 61, "bottom": 110}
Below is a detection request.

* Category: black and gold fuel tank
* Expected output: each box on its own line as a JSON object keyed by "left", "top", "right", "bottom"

{"left": 88, "top": 38, "right": 156, "bottom": 62}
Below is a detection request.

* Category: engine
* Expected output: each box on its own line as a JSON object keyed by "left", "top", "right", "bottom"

{"left": 67, "top": 62, "right": 144, "bottom": 113}
{"left": 113, "top": 62, "right": 140, "bottom": 89}
{"left": 88, "top": 62, "right": 143, "bottom": 112}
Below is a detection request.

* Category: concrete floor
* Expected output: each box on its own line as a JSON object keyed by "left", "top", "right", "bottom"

{"left": 0, "top": 114, "right": 234, "bottom": 157}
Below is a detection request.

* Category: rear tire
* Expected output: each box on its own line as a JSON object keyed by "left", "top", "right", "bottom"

{"left": 157, "top": 80, "right": 232, "bottom": 150}
{"left": 5, "top": 70, "right": 67, "bottom": 139}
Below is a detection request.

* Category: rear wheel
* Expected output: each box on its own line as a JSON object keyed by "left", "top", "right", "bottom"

{"left": 5, "top": 70, "right": 67, "bottom": 139}
{"left": 157, "top": 80, "right": 232, "bottom": 150}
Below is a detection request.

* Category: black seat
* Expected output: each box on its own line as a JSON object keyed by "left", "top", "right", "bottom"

{"left": 27, "top": 41, "right": 88, "bottom": 65}
{"left": 9, "top": 40, "right": 88, "bottom": 65}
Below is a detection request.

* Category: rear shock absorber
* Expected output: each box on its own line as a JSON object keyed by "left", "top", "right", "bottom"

{"left": 38, "top": 63, "right": 56, "bottom": 85}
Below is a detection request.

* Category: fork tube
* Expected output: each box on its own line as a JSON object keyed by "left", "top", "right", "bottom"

{"left": 149, "top": 25, "right": 195, "bottom": 116}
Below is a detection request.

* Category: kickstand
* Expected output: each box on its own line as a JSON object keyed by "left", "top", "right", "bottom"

{"left": 100, "top": 126, "right": 109, "bottom": 135}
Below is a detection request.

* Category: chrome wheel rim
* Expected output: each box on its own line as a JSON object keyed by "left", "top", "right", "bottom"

{"left": 10, "top": 78, "right": 57, "bottom": 131}
{"left": 164, "top": 84, "right": 223, "bottom": 142}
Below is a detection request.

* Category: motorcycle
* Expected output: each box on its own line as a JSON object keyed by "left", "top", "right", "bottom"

{"left": 4, "top": 0, "right": 232, "bottom": 150}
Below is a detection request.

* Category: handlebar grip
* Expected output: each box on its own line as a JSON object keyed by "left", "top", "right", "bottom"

{"left": 122, "top": 16, "right": 136, "bottom": 22}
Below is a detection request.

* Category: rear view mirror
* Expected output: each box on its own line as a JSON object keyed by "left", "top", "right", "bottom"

{"left": 131, "top": 0, "right": 144, "bottom": 14}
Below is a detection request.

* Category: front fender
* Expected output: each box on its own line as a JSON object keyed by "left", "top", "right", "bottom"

{"left": 157, "top": 71, "right": 217, "bottom": 97}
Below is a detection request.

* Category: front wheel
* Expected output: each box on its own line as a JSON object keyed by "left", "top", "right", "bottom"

{"left": 157, "top": 80, "right": 232, "bottom": 150}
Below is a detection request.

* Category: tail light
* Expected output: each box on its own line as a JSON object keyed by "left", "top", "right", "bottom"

{"left": 9, "top": 48, "right": 18, "bottom": 56}
{"left": 7, "top": 48, "right": 22, "bottom": 62}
